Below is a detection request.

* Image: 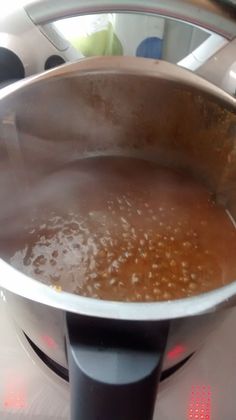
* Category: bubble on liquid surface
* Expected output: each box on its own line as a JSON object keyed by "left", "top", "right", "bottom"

{"left": 7, "top": 156, "right": 236, "bottom": 302}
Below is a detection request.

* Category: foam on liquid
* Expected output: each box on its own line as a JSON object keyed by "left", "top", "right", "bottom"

{"left": 6, "top": 157, "right": 236, "bottom": 301}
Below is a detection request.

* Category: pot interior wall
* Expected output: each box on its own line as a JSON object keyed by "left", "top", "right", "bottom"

{"left": 0, "top": 62, "right": 236, "bottom": 241}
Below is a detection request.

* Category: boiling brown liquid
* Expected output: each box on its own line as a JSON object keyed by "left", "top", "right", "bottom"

{"left": 6, "top": 157, "right": 236, "bottom": 301}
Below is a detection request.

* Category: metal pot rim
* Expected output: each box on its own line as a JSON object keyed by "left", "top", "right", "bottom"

{"left": 0, "top": 257, "right": 236, "bottom": 320}
{"left": 1, "top": 56, "right": 236, "bottom": 107}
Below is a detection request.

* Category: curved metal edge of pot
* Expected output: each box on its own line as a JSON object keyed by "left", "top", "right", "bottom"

{"left": 0, "top": 258, "right": 236, "bottom": 321}
{"left": 0, "top": 56, "right": 236, "bottom": 110}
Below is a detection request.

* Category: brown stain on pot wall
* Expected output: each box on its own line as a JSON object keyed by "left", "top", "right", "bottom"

{"left": 0, "top": 58, "right": 236, "bottom": 217}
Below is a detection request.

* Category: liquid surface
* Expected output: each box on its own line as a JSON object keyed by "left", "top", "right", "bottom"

{"left": 5, "top": 157, "right": 236, "bottom": 301}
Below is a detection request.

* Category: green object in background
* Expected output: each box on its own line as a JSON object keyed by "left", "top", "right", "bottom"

{"left": 71, "top": 22, "right": 123, "bottom": 56}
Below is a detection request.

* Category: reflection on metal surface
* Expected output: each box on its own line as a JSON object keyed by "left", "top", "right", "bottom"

{"left": 25, "top": 0, "right": 236, "bottom": 38}
{"left": 53, "top": 12, "right": 211, "bottom": 65}
{"left": 0, "top": 0, "right": 234, "bottom": 86}
{"left": 229, "top": 69, "right": 236, "bottom": 79}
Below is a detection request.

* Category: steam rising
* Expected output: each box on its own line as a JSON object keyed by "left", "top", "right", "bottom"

{"left": 1, "top": 155, "right": 235, "bottom": 302}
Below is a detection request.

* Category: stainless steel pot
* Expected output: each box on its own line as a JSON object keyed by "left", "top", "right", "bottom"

{"left": 0, "top": 56, "right": 236, "bottom": 420}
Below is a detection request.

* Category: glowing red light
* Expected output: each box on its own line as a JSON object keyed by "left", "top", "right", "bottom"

{"left": 167, "top": 344, "right": 186, "bottom": 360}
{"left": 4, "top": 396, "right": 26, "bottom": 409}
{"left": 188, "top": 385, "right": 211, "bottom": 420}
{"left": 41, "top": 334, "right": 57, "bottom": 349}
{"left": 3, "top": 376, "right": 27, "bottom": 410}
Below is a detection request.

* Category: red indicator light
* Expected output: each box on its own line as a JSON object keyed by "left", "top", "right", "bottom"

{"left": 188, "top": 386, "right": 211, "bottom": 420}
{"left": 41, "top": 334, "right": 57, "bottom": 349}
{"left": 4, "top": 396, "right": 26, "bottom": 409}
{"left": 3, "top": 376, "right": 27, "bottom": 410}
{"left": 167, "top": 344, "right": 186, "bottom": 360}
